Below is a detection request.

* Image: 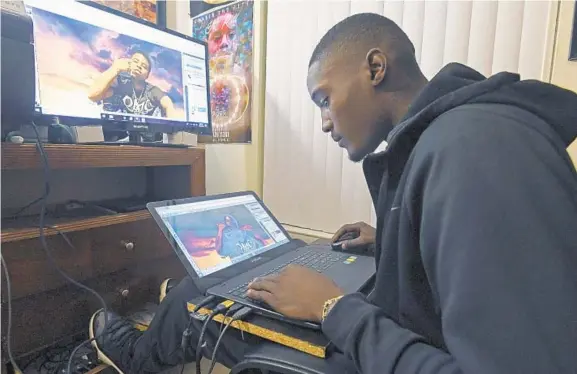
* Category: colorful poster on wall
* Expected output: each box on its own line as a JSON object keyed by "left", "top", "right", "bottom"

{"left": 91, "top": 0, "right": 158, "bottom": 24}
{"left": 192, "top": 0, "right": 253, "bottom": 143}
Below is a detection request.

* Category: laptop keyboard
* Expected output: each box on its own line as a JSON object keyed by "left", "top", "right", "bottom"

{"left": 227, "top": 251, "right": 347, "bottom": 298}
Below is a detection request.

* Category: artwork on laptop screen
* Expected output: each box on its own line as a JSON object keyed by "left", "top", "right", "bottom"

{"left": 168, "top": 204, "right": 275, "bottom": 274}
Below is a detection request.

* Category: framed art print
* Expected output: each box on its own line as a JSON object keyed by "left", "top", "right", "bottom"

{"left": 86, "top": 0, "right": 166, "bottom": 27}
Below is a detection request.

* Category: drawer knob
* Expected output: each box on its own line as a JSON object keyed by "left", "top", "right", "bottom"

{"left": 121, "top": 241, "right": 135, "bottom": 251}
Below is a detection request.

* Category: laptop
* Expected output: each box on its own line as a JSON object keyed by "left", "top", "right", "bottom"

{"left": 147, "top": 191, "right": 375, "bottom": 330}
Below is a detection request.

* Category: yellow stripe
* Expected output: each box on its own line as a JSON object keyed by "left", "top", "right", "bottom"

{"left": 188, "top": 302, "right": 326, "bottom": 358}
{"left": 220, "top": 300, "right": 235, "bottom": 308}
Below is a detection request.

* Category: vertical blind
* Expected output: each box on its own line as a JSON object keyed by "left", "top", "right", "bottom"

{"left": 263, "top": 0, "right": 554, "bottom": 234}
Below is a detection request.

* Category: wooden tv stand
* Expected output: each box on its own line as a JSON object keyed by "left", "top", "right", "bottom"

{"left": 0, "top": 143, "right": 205, "bottom": 364}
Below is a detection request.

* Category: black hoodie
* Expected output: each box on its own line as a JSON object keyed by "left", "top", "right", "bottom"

{"left": 322, "top": 64, "right": 577, "bottom": 373}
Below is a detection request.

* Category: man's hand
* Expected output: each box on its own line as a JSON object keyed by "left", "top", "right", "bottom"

{"left": 332, "top": 221, "right": 376, "bottom": 250}
{"left": 247, "top": 265, "right": 344, "bottom": 322}
{"left": 113, "top": 58, "right": 131, "bottom": 74}
{"left": 160, "top": 96, "right": 177, "bottom": 119}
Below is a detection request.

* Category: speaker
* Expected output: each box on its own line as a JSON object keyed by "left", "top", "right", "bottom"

{"left": 1, "top": 1, "right": 35, "bottom": 130}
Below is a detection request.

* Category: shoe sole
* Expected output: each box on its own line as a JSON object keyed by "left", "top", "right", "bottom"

{"left": 159, "top": 278, "right": 171, "bottom": 304}
{"left": 89, "top": 311, "right": 126, "bottom": 374}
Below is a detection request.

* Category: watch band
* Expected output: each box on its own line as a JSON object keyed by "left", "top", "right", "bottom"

{"left": 322, "top": 295, "right": 344, "bottom": 322}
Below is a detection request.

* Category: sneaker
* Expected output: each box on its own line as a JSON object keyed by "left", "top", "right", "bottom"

{"left": 89, "top": 309, "right": 142, "bottom": 374}
{"left": 159, "top": 278, "right": 178, "bottom": 303}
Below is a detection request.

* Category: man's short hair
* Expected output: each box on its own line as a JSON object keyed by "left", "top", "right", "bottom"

{"left": 308, "top": 13, "right": 416, "bottom": 69}
{"left": 131, "top": 50, "right": 153, "bottom": 70}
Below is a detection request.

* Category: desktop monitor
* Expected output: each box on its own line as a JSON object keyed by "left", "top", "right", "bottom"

{"left": 23, "top": 0, "right": 212, "bottom": 136}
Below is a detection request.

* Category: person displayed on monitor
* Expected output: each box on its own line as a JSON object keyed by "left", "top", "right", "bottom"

{"left": 87, "top": 51, "right": 177, "bottom": 119}
{"left": 215, "top": 215, "right": 265, "bottom": 258}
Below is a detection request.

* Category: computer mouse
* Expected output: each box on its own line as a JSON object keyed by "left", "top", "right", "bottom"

{"left": 331, "top": 232, "right": 374, "bottom": 255}
{"left": 333, "top": 231, "right": 359, "bottom": 244}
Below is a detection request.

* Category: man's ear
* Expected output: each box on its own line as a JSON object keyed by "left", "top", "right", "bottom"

{"left": 365, "top": 48, "right": 387, "bottom": 86}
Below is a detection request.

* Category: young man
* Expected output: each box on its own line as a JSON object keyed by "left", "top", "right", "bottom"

{"left": 88, "top": 51, "right": 177, "bottom": 119}
{"left": 90, "top": 13, "right": 577, "bottom": 373}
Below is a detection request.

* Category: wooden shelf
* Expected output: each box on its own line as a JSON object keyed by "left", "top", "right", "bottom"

{"left": 1, "top": 140, "right": 206, "bottom": 358}
{"left": 1, "top": 210, "right": 151, "bottom": 243}
{"left": 1, "top": 143, "right": 204, "bottom": 170}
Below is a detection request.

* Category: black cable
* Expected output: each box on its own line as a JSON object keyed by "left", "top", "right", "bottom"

{"left": 171, "top": 295, "right": 218, "bottom": 374}
{"left": 66, "top": 338, "right": 94, "bottom": 374}
{"left": 28, "top": 122, "right": 109, "bottom": 374}
{"left": 9, "top": 196, "right": 44, "bottom": 218}
{"left": 3, "top": 126, "right": 51, "bottom": 222}
{"left": 44, "top": 225, "right": 109, "bottom": 312}
{"left": 33, "top": 342, "right": 80, "bottom": 374}
{"left": 207, "top": 307, "right": 253, "bottom": 374}
{"left": 178, "top": 313, "right": 197, "bottom": 374}
{"left": 178, "top": 356, "right": 187, "bottom": 374}
{"left": 193, "top": 295, "right": 219, "bottom": 313}
{"left": 19, "top": 336, "right": 81, "bottom": 374}
{"left": 219, "top": 304, "right": 242, "bottom": 335}
{"left": 179, "top": 297, "right": 230, "bottom": 374}
{"left": 194, "top": 302, "right": 235, "bottom": 374}
{"left": 1, "top": 255, "right": 24, "bottom": 374}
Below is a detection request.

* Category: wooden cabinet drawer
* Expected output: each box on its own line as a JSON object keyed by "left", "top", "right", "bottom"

{"left": 1, "top": 219, "right": 183, "bottom": 358}
{"left": 1, "top": 232, "right": 91, "bottom": 300}
{"left": 88, "top": 218, "right": 173, "bottom": 275}
{"left": 0, "top": 219, "right": 174, "bottom": 300}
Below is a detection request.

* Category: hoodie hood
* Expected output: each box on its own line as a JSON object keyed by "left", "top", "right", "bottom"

{"left": 388, "top": 63, "right": 577, "bottom": 150}
{"left": 363, "top": 63, "right": 577, "bottom": 204}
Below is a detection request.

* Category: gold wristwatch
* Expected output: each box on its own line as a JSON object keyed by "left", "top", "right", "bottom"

{"left": 321, "top": 296, "right": 344, "bottom": 322}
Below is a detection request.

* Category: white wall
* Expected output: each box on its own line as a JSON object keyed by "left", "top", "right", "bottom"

{"left": 165, "top": 0, "right": 265, "bottom": 196}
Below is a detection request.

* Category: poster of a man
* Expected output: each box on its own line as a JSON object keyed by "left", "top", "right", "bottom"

{"left": 88, "top": 51, "right": 177, "bottom": 118}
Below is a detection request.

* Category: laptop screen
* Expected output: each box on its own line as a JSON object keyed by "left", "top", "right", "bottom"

{"left": 154, "top": 194, "right": 290, "bottom": 277}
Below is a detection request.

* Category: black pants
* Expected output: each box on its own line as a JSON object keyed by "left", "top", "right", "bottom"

{"left": 129, "top": 277, "right": 356, "bottom": 373}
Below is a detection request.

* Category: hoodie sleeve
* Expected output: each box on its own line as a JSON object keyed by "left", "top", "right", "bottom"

{"left": 322, "top": 105, "right": 577, "bottom": 374}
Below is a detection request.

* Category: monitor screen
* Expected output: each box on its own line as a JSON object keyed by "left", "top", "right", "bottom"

{"left": 153, "top": 195, "right": 290, "bottom": 277}
{"left": 24, "top": 0, "right": 211, "bottom": 134}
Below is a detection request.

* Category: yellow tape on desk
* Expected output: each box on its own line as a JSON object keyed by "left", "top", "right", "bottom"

{"left": 187, "top": 302, "right": 328, "bottom": 359}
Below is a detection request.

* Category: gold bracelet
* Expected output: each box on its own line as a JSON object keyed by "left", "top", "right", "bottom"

{"left": 321, "top": 296, "right": 344, "bottom": 322}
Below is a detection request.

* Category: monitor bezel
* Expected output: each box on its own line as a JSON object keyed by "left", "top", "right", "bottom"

{"left": 29, "top": 0, "right": 213, "bottom": 136}
{"left": 147, "top": 191, "right": 298, "bottom": 293}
